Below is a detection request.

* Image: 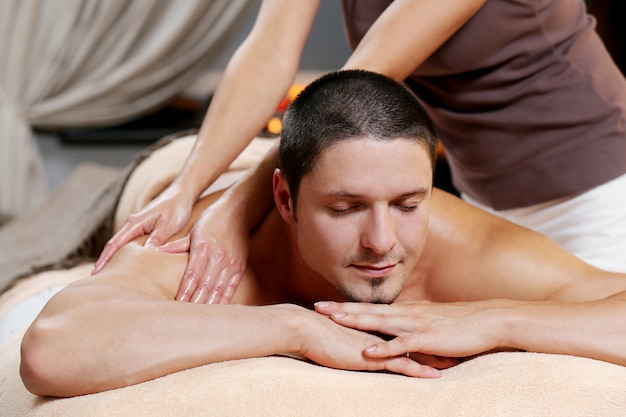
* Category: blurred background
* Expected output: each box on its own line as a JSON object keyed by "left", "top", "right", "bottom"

{"left": 1, "top": 0, "right": 624, "bottom": 221}
{"left": 34, "top": 0, "right": 352, "bottom": 192}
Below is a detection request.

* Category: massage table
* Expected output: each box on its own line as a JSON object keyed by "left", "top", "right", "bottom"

{"left": 1, "top": 133, "right": 625, "bottom": 416}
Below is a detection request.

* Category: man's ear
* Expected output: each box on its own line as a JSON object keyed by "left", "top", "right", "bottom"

{"left": 273, "top": 169, "right": 296, "bottom": 224}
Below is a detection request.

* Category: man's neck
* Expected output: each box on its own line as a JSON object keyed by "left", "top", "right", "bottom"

{"left": 248, "top": 210, "right": 344, "bottom": 308}
{"left": 286, "top": 248, "right": 347, "bottom": 308}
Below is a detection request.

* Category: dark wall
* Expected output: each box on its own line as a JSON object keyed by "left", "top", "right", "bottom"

{"left": 207, "top": 0, "right": 351, "bottom": 70}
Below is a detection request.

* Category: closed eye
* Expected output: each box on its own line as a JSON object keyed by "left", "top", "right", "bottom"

{"left": 330, "top": 206, "right": 357, "bottom": 216}
{"left": 395, "top": 204, "right": 418, "bottom": 212}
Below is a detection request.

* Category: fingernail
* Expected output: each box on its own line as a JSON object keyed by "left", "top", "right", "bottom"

{"left": 314, "top": 301, "right": 329, "bottom": 308}
{"left": 364, "top": 345, "right": 377, "bottom": 353}
{"left": 331, "top": 312, "right": 346, "bottom": 319}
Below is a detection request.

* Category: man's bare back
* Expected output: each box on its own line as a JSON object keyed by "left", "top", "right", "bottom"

{"left": 92, "top": 181, "right": 609, "bottom": 309}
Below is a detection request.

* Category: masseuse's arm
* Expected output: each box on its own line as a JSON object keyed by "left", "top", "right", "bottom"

{"left": 93, "top": 0, "right": 321, "bottom": 273}
{"left": 342, "top": 0, "right": 487, "bottom": 79}
{"left": 317, "top": 190, "right": 626, "bottom": 366}
{"left": 169, "top": 141, "right": 280, "bottom": 303}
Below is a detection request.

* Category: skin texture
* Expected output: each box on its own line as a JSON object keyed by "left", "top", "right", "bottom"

{"left": 93, "top": 0, "right": 488, "bottom": 303}
{"left": 21, "top": 137, "right": 626, "bottom": 398}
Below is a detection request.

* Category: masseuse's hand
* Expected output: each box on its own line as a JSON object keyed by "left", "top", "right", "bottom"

{"left": 315, "top": 300, "right": 499, "bottom": 364}
{"left": 93, "top": 184, "right": 194, "bottom": 274}
{"left": 158, "top": 196, "right": 247, "bottom": 304}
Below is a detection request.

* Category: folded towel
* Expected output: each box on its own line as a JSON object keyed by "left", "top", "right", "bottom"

{"left": 0, "top": 129, "right": 199, "bottom": 294}
{"left": 0, "top": 128, "right": 275, "bottom": 295}
{"left": 0, "top": 163, "right": 121, "bottom": 294}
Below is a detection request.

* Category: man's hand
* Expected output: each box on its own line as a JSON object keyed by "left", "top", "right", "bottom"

{"left": 295, "top": 307, "right": 444, "bottom": 378}
{"left": 159, "top": 200, "right": 248, "bottom": 304}
{"left": 314, "top": 300, "right": 501, "bottom": 361}
{"left": 93, "top": 185, "right": 194, "bottom": 274}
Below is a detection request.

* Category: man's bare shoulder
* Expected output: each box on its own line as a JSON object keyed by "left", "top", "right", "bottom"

{"left": 423, "top": 188, "right": 493, "bottom": 259}
{"left": 420, "top": 189, "right": 538, "bottom": 301}
{"left": 420, "top": 188, "right": 611, "bottom": 303}
{"left": 75, "top": 240, "right": 269, "bottom": 306}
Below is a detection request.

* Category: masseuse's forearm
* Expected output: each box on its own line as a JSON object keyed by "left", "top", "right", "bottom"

{"left": 342, "top": 0, "right": 486, "bottom": 81}
{"left": 221, "top": 141, "right": 279, "bottom": 232}
{"left": 494, "top": 294, "right": 626, "bottom": 366}
{"left": 20, "top": 286, "right": 304, "bottom": 397}
{"left": 178, "top": 54, "right": 290, "bottom": 200}
{"left": 174, "top": 1, "right": 318, "bottom": 200}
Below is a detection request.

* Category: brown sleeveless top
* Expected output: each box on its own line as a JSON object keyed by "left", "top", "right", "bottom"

{"left": 342, "top": 0, "right": 626, "bottom": 209}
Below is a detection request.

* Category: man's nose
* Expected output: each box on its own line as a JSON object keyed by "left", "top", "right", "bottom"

{"left": 361, "top": 208, "right": 397, "bottom": 254}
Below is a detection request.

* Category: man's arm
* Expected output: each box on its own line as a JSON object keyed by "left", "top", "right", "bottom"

{"left": 315, "top": 190, "right": 626, "bottom": 366}
{"left": 316, "top": 290, "right": 626, "bottom": 367}
{"left": 20, "top": 240, "right": 439, "bottom": 398}
{"left": 20, "top": 243, "right": 300, "bottom": 397}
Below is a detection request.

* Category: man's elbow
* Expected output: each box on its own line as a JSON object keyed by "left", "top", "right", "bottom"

{"left": 20, "top": 317, "right": 81, "bottom": 397}
{"left": 20, "top": 323, "right": 54, "bottom": 396}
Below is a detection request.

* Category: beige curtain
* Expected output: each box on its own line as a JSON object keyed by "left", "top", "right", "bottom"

{"left": 0, "top": 0, "right": 252, "bottom": 217}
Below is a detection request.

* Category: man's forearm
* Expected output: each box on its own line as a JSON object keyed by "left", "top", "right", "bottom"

{"left": 498, "top": 294, "right": 626, "bottom": 366}
{"left": 315, "top": 294, "right": 626, "bottom": 368}
{"left": 20, "top": 284, "right": 304, "bottom": 397}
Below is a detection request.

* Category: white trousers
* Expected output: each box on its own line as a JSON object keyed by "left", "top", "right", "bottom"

{"left": 463, "top": 172, "right": 626, "bottom": 273}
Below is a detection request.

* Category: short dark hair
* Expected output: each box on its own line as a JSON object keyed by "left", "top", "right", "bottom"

{"left": 279, "top": 69, "right": 438, "bottom": 208}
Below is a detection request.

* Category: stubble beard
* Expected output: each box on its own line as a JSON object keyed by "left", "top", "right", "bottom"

{"left": 339, "top": 249, "right": 407, "bottom": 304}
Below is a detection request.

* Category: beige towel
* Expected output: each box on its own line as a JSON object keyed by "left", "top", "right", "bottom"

{"left": 0, "top": 129, "right": 193, "bottom": 294}
{"left": 0, "top": 130, "right": 275, "bottom": 294}
{"left": 1, "top": 313, "right": 625, "bottom": 417}
{"left": 0, "top": 163, "right": 122, "bottom": 293}
{"left": 1, "top": 135, "right": 625, "bottom": 416}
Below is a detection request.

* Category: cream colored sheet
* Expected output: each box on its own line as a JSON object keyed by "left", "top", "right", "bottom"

{"left": 1, "top": 314, "right": 625, "bottom": 417}
{"left": 1, "top": 134, "right": 624, "bottom": 416}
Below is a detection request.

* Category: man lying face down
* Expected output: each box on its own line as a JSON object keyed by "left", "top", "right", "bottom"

{"left": 21, "top": 70, "right": 626, "bottom": 397}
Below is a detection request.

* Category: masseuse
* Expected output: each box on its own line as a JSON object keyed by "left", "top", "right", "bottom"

{"left": 94, "top": 0, "right": 626, "bottom": 304}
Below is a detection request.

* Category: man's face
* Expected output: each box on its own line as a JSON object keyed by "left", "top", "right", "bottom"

{"left": 292, "top": 137, "right": 433, "bottom": 304}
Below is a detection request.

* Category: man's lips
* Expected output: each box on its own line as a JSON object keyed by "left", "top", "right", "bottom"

{"left": 351, "top": 263, "right": 397, "bottom": 277}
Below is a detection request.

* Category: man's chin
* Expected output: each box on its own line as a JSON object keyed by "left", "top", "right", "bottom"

{"left": 342, "top": 286, "right": 401, "bottom": 304}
